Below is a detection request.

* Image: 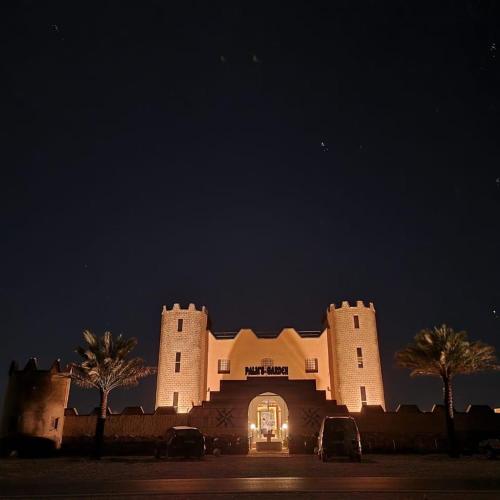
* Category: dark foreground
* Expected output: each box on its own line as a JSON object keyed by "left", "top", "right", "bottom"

{"left": 1, "top": 453, "right": 499, "bottom": 499}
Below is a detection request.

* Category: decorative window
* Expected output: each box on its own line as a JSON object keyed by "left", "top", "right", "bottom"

{"left": 173, "top": 392, "right": 179, "bottom": 410}
{"left": 175, "top": 352, "right": 181, "bottom": 373}
{"left": 353, "top": 315, "right": 360, "bottom": 329}
{"left": 218, "top": 359, "right": 231, "bottom": 374}
{"left": 357, "top": 347, "right": 364, "bottom": 368}
{"left": 305, "top": 358, "right": 318, "bottom": 373}
{"left": 177, "top": 318, "right": 183, "bottom": 332}
{"left": 261, "top": 358, "right": 274, "bottom": 368}
{"left": 360, "top": 386, "right": 367, "bottom": 406}
{"left": 50, "top": 417, "right": 59, "bottom": 430}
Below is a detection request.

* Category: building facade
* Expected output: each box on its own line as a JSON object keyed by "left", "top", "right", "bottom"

{"left": 155, "top": 300, "right": 386, "bottom": 416}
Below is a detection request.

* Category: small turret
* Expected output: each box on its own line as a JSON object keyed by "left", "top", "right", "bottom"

{"left": 1, "top": 358, "right": 71, "bottom": 455}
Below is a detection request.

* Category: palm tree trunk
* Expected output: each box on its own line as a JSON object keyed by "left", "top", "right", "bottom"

{"left": 443, "top": 377, "right": 458, "bottom": 457}
{"left": 94, "top": 390, "right": 108, "bottom": 459}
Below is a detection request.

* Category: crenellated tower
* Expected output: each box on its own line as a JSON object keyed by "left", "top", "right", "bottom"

{"left": 0, "top": 358, "right": 71, "bottom": 453}
{"left": 155, "top": 303, "right": 209, "bottom": 412}
{"left": 326, "top": 301, "right": 385, "bottom": 411}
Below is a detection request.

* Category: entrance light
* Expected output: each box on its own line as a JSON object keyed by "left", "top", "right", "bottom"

{"left": 250, "top": 423, "right": 256, "bottom": 430}
{"left": 282, "top": 423, "right": 288, "bottom": 430}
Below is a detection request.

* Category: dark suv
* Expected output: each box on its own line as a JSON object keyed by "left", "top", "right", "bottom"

{"left": 317, "top": 416, "right": 362, "bottom": 462}
{"left": 156, "top": 426, "right": 205, "bottom": 459}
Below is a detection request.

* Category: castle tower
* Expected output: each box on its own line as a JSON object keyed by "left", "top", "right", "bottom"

{"left": 0, "top": 358, "right": 71, "bottom": 454}
{"left": 155, "top": 303, "right": 209, "bottom": 412}
{"left": 326, "top": 301, "right": 385, "bottom": 411}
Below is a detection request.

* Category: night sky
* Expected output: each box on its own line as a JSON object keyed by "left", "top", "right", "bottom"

{"left": 2, "top": 1, "right": 499, "bottom": 414}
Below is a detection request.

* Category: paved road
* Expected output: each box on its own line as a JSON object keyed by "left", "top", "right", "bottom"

{"left": 2, "top": 476, "right": 500, "bottom": 498}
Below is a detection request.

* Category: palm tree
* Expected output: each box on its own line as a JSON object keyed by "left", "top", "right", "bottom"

{"left": 396, "top": 324, "right": 498, "bottom": 457}
{"left": 70, "top": 330, "right": 155, "bottom": 458}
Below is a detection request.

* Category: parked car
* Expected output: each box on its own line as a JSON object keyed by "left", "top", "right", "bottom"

{"left": 155, "top": 426, "right": 205, "bottom": 459}
{"left": 317, "top": 416, "right": 362, "bottom": 462}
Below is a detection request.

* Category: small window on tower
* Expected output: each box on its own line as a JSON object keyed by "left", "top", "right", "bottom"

{"left": 50, "top": 417, "right": 59, "bottom": 430}
{"left": 175, "top": 352, "right": 181, "bottom": 372}
{"left": 360, "top": 386, "right": 367, "bottom": 406}
{"left": 173, "top": 392, "right": 179, "bottom": 410}
{"left": 261, "top": 358, "right": 273, "bottom": 368}
{"left": 357, "top": 347, "right": 364, "bottom": 368}
{"left": 177, "top": 319, "right": 183, "bottom": 332}
{"left": 218, "top": 359, "right": 230, "bottom": 374}
{"left": 305, "top": 358, "right": 318, "bottom": 373}
{"left": 353, "top": 315, "right": 360, "bottom": 329}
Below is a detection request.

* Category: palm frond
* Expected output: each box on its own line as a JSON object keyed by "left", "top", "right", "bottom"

{"left": 83, "top": 330, "right": 98, "bottom": 350}
{"left": 396, "top": 324, "right": 500, "bottom": 379}
{"left": 71, "top": 330, "right": 154, "bottom": 393}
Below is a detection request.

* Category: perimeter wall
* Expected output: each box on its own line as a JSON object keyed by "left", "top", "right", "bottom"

{"left": 62, "top": 403, "right": 500, "bottom": 455}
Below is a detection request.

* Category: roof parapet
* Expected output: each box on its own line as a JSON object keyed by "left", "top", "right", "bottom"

{"left": 49, "top": 359, "right": 61, "bottom": 374}
{"left": 396, "top": 404, "right": 422, "bottom": 413}
{"left": 8, "top": 361, "right": 19, "bottom": 376}
{"left": 212, "top": 328, "right": 323, "bottom": 340}
{"left": 466, "top": 405, "right": 494, "bottom": 415}
{"left": 8, "top": 358, "right": 70, "bottom": 375}
{"left": 24, "top": 358, "right": 38, "bottom": 371}
{"left": 328, "top": 300, "right": 375, "bottom": 312}
{"left": 162, "top": 303, "right": 208, "bottom": 314}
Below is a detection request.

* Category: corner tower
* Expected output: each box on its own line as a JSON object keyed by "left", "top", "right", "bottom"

{"left": 1, "top": 358, "right": 71, "bottom": 453}
{"left": 155, "top": 303, "right": 209, "bottom": 413}
{"left": 326, "top": 301, "right": 385, "bottom": 411}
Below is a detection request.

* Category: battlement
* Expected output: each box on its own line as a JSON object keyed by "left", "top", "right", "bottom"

{"left": 8, "top": 358, "right": 70, "bottom": 376}
{"left": 161, "top": 303, "right": 208, "bottom": 314}
{"left": 328, "top": 300, "right": 375, "bottom": 312}
{"left": 212, "top": 328, "right": 324, "bottom": 340}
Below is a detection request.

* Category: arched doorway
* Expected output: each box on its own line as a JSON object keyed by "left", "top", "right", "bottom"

{"left": 248, "top": 392, "right": 289, "bottom": 452}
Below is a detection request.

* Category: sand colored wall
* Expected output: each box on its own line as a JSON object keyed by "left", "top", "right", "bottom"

{"left": 326, "top": 301, "right": 385, "bottom": 411}
{"left": 63, "top": 414, "right": 189, "bottom": 438}
{"left": 1, "top": 359, "right": 71, "bottom": 449}
{"left": 206, "top": 328, "right": 331, "bottom": 398}
{"left": 62, "top": 405, "right": 500, "bottom": 455}
{"left": 155, "top": 304, "right": 209, "bottom": 413}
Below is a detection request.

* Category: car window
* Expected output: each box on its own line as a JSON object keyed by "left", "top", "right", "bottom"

{"left": 175, "top": 429, "right": 200, "bottom": 437}
{"left": 324, "top": 419, "right": 356, "bottom": 434}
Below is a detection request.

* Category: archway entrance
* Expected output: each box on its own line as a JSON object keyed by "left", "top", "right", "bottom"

{"left": 248, "top": 392, "right": 289, "bottom": 452}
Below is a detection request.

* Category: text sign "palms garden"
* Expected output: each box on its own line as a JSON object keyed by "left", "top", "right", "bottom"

{"left": 245, "top": 366, "right": 289, "bottom": 376}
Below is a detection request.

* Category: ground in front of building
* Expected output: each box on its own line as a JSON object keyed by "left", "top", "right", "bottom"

{"left": 1, "top": 453, "right": 499, "bottom": 481}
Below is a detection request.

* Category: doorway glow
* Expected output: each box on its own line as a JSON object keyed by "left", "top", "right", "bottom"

{"left": 248, "top": 392, "right": 289, "bottom": 451}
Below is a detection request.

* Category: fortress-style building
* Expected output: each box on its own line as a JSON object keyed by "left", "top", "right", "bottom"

{"left": 3, "top": 300, "right": 500, "bottom": 456}
{"left": 156, "top": 301, "right": 386, "bottom": 419}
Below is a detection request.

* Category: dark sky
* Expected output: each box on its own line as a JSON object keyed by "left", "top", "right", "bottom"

{"left": 2, "top": 1, "right": 499, "bottom": 414}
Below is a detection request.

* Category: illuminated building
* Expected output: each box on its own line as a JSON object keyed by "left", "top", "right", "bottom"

{"left": 155, "top": 301, "right": 385, "bottom": 444}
